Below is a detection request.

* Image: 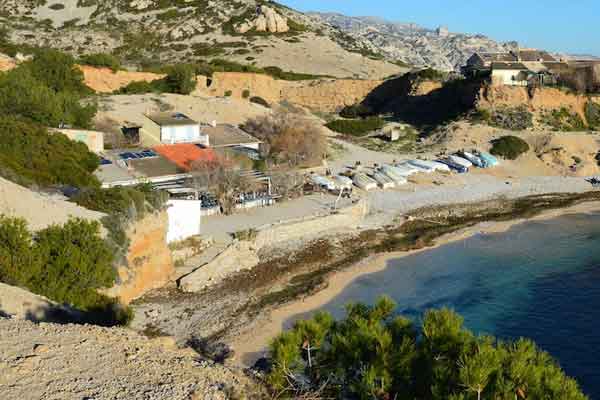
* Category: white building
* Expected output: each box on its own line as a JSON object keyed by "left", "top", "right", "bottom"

{"left": 141, "top": 112, "right": 209, "bottom": 147}
{"left": 490, "top": 62, "right": 529, "bottom": 86}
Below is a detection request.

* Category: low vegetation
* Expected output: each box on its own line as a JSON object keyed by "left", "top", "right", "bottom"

{"left": 339, "top": 103, "right": 374, "bottom": 119}
{"left": 483, "top": 106, "right": 534, "bottom": 131}
{"left": 490, "top": 135, "right": 530, "bottom": 160}
{"left": 326, "top": 117, "right": 385, "bottom": 136}
{"left": 79, "top": 53, "right": 121, "bottom": 71}
{"left": 586, "top": 101, "right": 600, "bottom": 130}
{"left": 117, "top": 64, "right": 196, "bottom": 95}
{"left": 0, "top": 216, "right": 131, "bottom": 326}
{"left": 267, "top": 297, "right": 587, "bottom": 400}
{"left": 541, "top": 107, "right": 586, "bottom": 131}
{"left": 0, "top": 48, "right": 97, "bottom": 128}
{"left": 0, "top": 117, "right": 100, "bottom": 188}
{"left": 250, "top": 96, "right": 270, "bottom": 108}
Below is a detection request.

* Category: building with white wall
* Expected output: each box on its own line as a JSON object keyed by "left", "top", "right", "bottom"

{"left": 141, "top": 112, "right": 209, "bottom": 147}
{"left": 490, "top": 62, "right": 529, "bottom": 86}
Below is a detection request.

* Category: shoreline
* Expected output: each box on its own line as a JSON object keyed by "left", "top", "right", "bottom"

{"left": 228, "top": 200, "right": 600, "bottom": 367}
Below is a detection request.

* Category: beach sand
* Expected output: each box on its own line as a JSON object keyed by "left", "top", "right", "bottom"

{"left": 227, "top": 200, "right": 600, "bottom": 367}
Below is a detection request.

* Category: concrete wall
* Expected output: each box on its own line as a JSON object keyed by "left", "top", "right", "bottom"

{"left": 105, "top": 211, "right": 174, "bottom": 304}
{"left": 166, "top": 200, "right": 201, "bottom": 243}
{"left": 491, "top": 69, "right": 527, "bottom": 86}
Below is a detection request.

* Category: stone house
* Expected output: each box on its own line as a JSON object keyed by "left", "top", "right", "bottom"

{"left": 140, "top": 112, "right": 209, "bottom": 147}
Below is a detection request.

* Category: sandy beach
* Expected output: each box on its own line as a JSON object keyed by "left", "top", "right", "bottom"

{"left": 228, "top": 200, "right": 600, "bottom": 367}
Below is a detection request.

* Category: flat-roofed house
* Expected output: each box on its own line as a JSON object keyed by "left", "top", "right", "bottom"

{"left": 141, "top": 112, "right": 209, "bottom": 147}
{"left": 200, "top": 124, "right": 261, "bottom": 150}
{"left": 490, "top": 62, "right": 530, "bottom": 86}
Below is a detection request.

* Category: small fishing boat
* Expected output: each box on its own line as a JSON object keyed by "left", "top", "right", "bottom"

{"left": 380, "top": 165, "right": 410, "bottom": 184}
{"left": 410, "top": 159, "right": 451, "bottom": 172}
{"left": 475, "top": 151, "right": 500, "bottom": 167}
{"left": 310, "top": 174, "right": 336, "bottom": 191}
{"left": 448, "top": 154, "right": 473, "bottom": 169}
{"left": 459, "top": 151, "right": 485, "bottom": 168}
{"left": 353, "top": 173, "right": 378, "bottom": 191}
{"left": 437, "top": 158, "right": 468, "bottom": 173}
{"left": 332, "top": 175, "right": 353, "bottom": 190}
{"left": 370, "top": 171, "right": 396, "bottom": 189}
{"left": 405, "top": 159, "right": 436, "bottom": 173}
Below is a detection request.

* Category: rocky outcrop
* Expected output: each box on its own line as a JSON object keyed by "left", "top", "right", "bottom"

{"left": 235, "top": 5, "right": 289, "bottom": 34}
{"left": 0, "top": 283, "right": 83, "bottom": 323}
{"left": 0, "top": 317, "right": 260, "bottom": 400}
{"left": 104, "top": 211, "right": 174, "bottom": 304}
{"left": 179, "top": 240, "right": 259, "bottom": 293}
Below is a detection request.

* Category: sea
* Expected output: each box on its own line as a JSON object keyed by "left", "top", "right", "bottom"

{"left": 291, "top": 212, "right": 600, "bottom": 398}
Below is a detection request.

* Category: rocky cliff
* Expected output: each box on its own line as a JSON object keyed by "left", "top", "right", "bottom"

{"left": 311, "top": 13, "right": 519, "bottom": 71}
{"left": 105, "top": 211, "right": 174, "bottom": 304}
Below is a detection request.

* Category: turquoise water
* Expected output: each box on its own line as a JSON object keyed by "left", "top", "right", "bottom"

{"left": 291, "top": 212, "right": 600, "bottom": 398}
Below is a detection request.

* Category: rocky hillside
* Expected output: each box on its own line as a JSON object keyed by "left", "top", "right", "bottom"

{"left": 0, "top": 0, "right": 403, "bottom": 79}
{"left": 0, "top": 316, "right": 260, "bottom": 399}
{"left": 310, "top": 13, "right": 519, "bottom": 71}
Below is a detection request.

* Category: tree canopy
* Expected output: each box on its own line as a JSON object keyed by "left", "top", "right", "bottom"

{"left": 267, "top": 297, "right": 587, "bottom": 400}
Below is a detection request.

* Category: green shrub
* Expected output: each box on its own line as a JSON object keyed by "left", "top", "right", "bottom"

{"left": 224, "top": 90, "right": 232, "bottom": 97}
{"left": 325, "top": 117, "right": 385, "bottom": 136}
{"left": 23, "top": 48, "right": 91, "bottom": 94}
{"left": 232, "top": 228, "right": 258, "bottom": 241}
{"left": 490, "top": 135, "right": 530, "bottom": 160}
{"left": 242, "top": 89, "right": 250, "bottom": 99}
{"left": 339, "top": 103, "right": 373, "bottom": 119}
{"left": 0, "top": 215, "right": 130, "bottom": 326}
{"left": 79, "top": 53, "right": 121, "bottom": 71}
{"left": 542, "top": 107, "right": 586, "bottom": 131}
{"left": 49, "top": 3, "right": 65, "bottom": 9}
{"left": 267, "top": 297, "right": 587, "bottom": 400}
{"left": 116, "top": 80, "right": 161, "bottom": 94}
{"left": 0, "top": 117, "right": 100, "bottom": 188}
{"left": 164, "top": 64, "right": 196, "bottom": 95}
{"left": 250, "top": 96, "right": 270, "bottom": 108}
{"left": 415, "top": 68, "right": 445, "bottom": 81}
{"left": 584, "top": 101, "right": 600, "bottom": 129}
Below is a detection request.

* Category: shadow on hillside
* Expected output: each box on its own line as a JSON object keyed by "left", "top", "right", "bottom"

{"left": 362, "top": 75, "right": 485, "bottom": 134}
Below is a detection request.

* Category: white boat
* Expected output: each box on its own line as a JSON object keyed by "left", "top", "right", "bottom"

{"left": 332, "top": 175, "right": 353, "bottom": 190}
{"left": 459, "top": 151, "right": 485, "bottom": 168}
{"left": 448, "top": 155, "right": 473, "bottom": 169}
{"left": 388, "top": 163, "right": 419, "bottom": 176}
{"left": 310, "top": 174, "right": 336, "bottom": 191}
{"left": 380, "top": 165, "right": 409, "bottom": 184}
{"left": 370, "top": 171, "right": 396, "bottom": 189}
{"left": 406, "top": 159, "right": 436, "bottom": 173}
{"left": 409, "top": 159, "right": 451, "bottom": 172}
{"left": 437, "top": 158, "right": 468, "bottom": 173}
{"left": 353, "top": 173, "right": 378, "bottom": 191}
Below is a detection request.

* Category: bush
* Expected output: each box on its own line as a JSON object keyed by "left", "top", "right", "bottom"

{"left": 542, "top": 107, "right": 586, "bottom": 131}
{"left": 23, "top": 48, "right": 90, "bottom": 95}
{"left": 115, "top": 80, "right": 161, "bottom": 94}
{"left": 224, "top": 90, "right": 232, "bottom": 97}
{"left": 164, "top": 64, "right": 196, "bottom": 95}
{"left": 0, "top": 116, "right": 100, "bottom": 188}
{"left": 489, "top": 106, "right": 533, "bottom": 130}
{"left": 325, "top": 117, "right": 385, "bottom": 136}
{"left": 267, "top": 297, "right": 587, "bottom": 400}
{"left": 585, "top": 101, "right": 600, "bottom": 130}
{"left": 490, "top": 135, "right": 530, "bottom": 160}
{"left": 242, "top": 89, "right": 250, "bottom": 99}
{"left": 79, "top": 53, "right": 121, "bottom": 71}
{"left": 250, "top": 96, "right": 270, "bottom": 108}
{"left": 0, "top": 216, "right": 130, "bottom": 325}
{"left": 339, "top": 103, "right": 373, "bottom": 119}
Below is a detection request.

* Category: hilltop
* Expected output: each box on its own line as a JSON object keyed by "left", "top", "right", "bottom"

{"left": 310, "top": 12, "right": 519, "bottom": 71}
{"left": 0, "top": 0, "right": 403, "bottom": 79}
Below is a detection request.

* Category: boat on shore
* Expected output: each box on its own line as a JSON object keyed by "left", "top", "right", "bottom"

{"left": 353, "top": 173, "right": 378, "bottom": 191}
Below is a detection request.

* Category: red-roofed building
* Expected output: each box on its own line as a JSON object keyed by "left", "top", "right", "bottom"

{"left": 154, "top": 144, "right": 217, "bottom": 171}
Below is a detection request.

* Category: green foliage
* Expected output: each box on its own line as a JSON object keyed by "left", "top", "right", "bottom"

{"left": 242, "top": 89, "right": 250, "bottom": 99}
{"left": 415, "top": 68, "right": 446, "bottom": 81}
{"left": 268, "top": 297, "right": 587, "bottom": 400}
{"left": 0, "top": 49, "right": 96, "bottom": 128}
{"left": 224, "top": 90, "right": 232, "bottom": 97}
{"left": 116, "top": 79, "right": 162, "bottom": 94}
{"left": 79, "top": 53, "right": 121, "bottom": 71}
{"left": 0, "top": 216, "right": 130, "bottom": 325}
{"left": 339, "top": 103, "right": 374, "bottom": 119}
{"left": 0, "top": 116, "right": 100, "bottom": 188}
{"left": 164, "top": 64, "right": 196, "bottom": 95}
{"left": 262, "top": 65, "right": 331, "bottom": 81}
{"left": 490, "top": 135, "right": 530, "bottom": 160}
{"left": 542, "top": 107, "right": 587, "bottom": 131}
{"left": 326, "top": 117, "right": 385, "bottom": 136}
{"left": 250, "top": 96, "right": 270, "bottom": 108}
{"left": 585, "top": 101, "right": 600, "bottom": 130}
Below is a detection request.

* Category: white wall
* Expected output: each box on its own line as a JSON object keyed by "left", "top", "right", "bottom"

{"left": 161, "top": 124, "right": 208, "bottom": 145}
{"left": 166, "top": 200, "right": 201, "bottom": 243}
{"left": 491, "top": 69, "right": 528, "bottom": 86}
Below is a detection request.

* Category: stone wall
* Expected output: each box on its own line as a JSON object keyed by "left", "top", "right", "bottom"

{"left": 105, "top": 211, "right": 174, "bottom": 304}
{"left": 196, "top": 72, "right": 384, "bottom": 112}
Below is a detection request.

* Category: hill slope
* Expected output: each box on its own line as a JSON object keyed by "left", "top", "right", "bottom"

{"left": 310, "top": 12, "right": 519, "bottom": 71}
{"left": 0, "top": 0, "right": 403, "bottom": 79}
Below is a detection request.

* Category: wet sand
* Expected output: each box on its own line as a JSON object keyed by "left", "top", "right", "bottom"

{"left": 228, "top": 200, "right": 600, "bottom": 367}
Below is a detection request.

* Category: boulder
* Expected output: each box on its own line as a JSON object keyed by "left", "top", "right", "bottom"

{"left": 234, "top": 5, "right": 289, "bottom": 34}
